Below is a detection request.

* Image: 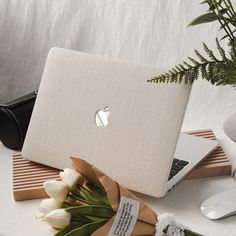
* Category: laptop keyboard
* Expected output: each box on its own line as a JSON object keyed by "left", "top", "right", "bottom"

{"left": 168, "top": 158, "right": 189, "bottom": 181}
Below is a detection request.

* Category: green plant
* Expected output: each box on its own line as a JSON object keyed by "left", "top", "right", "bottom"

{"left": 147, "top": 0, "right": 236, "bottom": 88}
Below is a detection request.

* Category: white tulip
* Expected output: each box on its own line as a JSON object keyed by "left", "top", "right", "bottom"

{"left": 39, "top": 198, "right": 62, "bottom": 214}
{"left": 60, "top": 168, "right": 83, "bottom": 189}
{"left": 43, "top": 180, "right": 70, "bottom": 203}
{"left": 45, "top": 209, "right": 71, "bottom": 229}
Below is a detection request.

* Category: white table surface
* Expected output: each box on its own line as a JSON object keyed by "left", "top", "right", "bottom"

{"left": 1, "top": 80, "right": 236, "bottom": 235}
{"left": 1, "top": 80, "right": 236, "bottom": 236}
{"left": 1, "top": 124, "right": 236, "bottom": 236}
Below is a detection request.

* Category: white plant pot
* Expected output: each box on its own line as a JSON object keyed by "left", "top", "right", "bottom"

{"left": 224, "top": 112, "right": 236, "bottom": 142}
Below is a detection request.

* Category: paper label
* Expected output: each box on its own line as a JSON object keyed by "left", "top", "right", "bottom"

{"left": 108, "top": 196, "right": 140, "bottom": 236}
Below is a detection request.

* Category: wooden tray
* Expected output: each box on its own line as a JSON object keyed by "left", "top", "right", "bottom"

{"left": 12, "top": 129, "right": 231, "bottom": 201}
{"left": 184, "top": 130, "right": 231, "bottom": 179}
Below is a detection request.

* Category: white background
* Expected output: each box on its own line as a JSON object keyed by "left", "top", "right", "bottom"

{"left": 0, "top": 1, "right": 236, "bottom": 235}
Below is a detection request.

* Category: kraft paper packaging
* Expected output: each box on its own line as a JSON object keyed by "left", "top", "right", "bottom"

{"left": 70, "top": 157, "right": 158, "bottom": 236}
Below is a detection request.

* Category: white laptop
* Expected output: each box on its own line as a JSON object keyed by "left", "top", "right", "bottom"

{"left": 22, "top": 48, "right": 218, "bottom": 197}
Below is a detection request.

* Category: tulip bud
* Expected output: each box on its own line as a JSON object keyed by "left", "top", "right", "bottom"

{"left": 45, "top": 209, "right": 71, "bottom": 229}
{"left": 43, "top": 180, "right": 70, "bottom": 202}
{"left": 39, "top": 199, "right": 62, "bottom": 215}
{"left": 60, "top": 168, "right": 83, "bottom": 189}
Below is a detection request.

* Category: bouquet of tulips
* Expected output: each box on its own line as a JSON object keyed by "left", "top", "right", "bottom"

{"left": 38, "top": 157, "right": 204, "bottom": 236}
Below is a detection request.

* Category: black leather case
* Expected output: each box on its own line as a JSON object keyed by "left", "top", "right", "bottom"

{"left": 0, "top": 91, "right": 37, "bottom": 150}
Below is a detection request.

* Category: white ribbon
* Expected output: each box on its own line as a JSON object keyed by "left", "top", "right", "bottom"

{"left": 108, "top": 196, "right": 140, "bottom": 236}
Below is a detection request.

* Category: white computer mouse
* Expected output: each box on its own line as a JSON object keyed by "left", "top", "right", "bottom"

{"left": 201, "top": 189, "right": 236, "bottom": 220}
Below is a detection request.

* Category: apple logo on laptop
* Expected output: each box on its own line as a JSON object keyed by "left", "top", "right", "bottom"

{"left": 95, "top": 106, "right": 110, "bottom": 127}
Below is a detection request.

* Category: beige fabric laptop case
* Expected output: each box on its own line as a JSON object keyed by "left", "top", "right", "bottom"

{"left": 22, "top": 48, "right": 191, "bottom": 197}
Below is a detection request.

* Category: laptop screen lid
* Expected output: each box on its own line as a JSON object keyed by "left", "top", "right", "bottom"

{"left": 22, "top": 48, "right": 191, "bottom": 197}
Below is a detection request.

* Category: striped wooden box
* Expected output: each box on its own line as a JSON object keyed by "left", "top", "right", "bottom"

{"left": 13, "top": 155, "right": 60, "bottom": 201}
{"left": 12, "top": 129, "right": 231, "bottom": 201}
{"left": 185, "top": 130, "right": 231, "bottom": 180}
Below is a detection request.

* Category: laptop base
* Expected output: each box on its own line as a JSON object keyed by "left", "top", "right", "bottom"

{"left": 165, "top": 132, "right": 218, "bottom": 194}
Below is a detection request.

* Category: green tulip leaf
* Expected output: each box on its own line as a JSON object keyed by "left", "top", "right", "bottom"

{"left": 66, "top": 205, "right": 115, "bottom": 219}
{"left": 54, "top": 223, "right": 84, "bottom": 236}
{"left": 71, "top": 185, "right": 109, "bottom": 206}
{"left": 85, "top": 183, "right": 110, "bottom": 205}
{"left": 70, "top": 190, "right": 96, "bottom": 205}
{"left": 78, "top": 186, "right": 101, "bottom": 203}
{"left": 64, "top": 219, "right": 108, "bottom": 236}
{"left": 85, "top": 183, "right": 106, "bottom": 195}
{"left": 71, "top": 214, "right": 92, "bottom": 224}
{"left": 188, "top": 13, "right": 220, "bottom": 26}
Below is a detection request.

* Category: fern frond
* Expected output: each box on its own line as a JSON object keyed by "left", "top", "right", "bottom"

{"left": 183, "top": 61, "right": 192, "bottom": 68}
{"left": 216, "top": 38, "right": 227, "bottom": 60}
{"left": 202, "top": 42, "right": 218, "bottom": 61}
{"left": 179, "top": 64, "right": 186, "bottom": 70}
{"left": 171, "top": 68, "right": 178, "bottom": 74}
{"left": 200, "top": 63, "right": 208, "bottom": 79}
{"left": 175, "top": 65, "right": 182, "bottom": 72}
{"left": 188, "top": 57, "right": 200, "bottom": 65}
{"left": 147, "top": 36, "right": 236, "bottom": 88}
{"left": 194, "top": 49, "right": 208, "bottom": 62}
